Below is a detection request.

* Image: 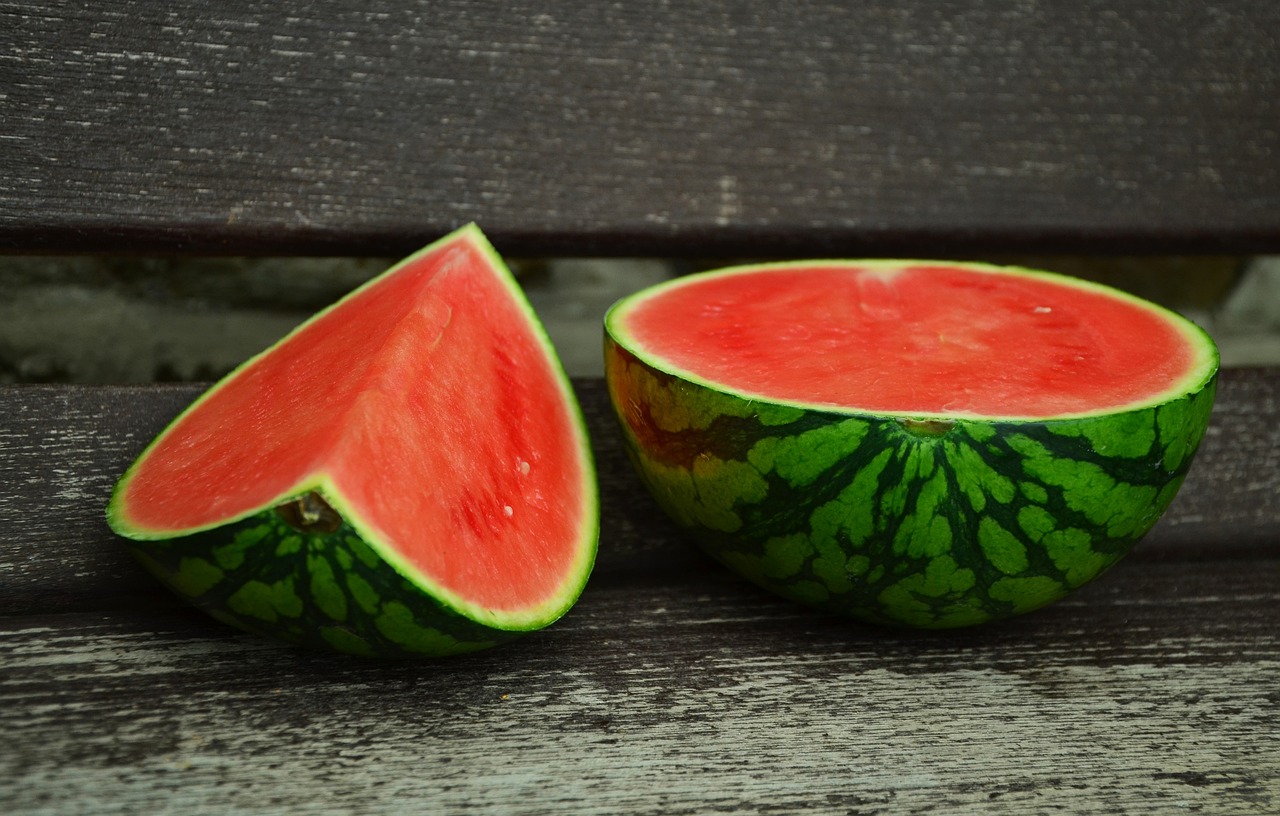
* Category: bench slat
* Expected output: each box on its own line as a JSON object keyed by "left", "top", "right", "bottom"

{"left": 3, "top": 562, "right": 1278, "bottom": 812}
{"left": 3, "top": 0, "right": 1278, "bottom": 256}
{"left": 0, "top": 371, "right": 1276, "bottom": 614}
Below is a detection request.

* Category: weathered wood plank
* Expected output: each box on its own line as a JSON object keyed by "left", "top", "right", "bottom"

{"left": 3, "top": 570, "right": 1278, "bottom": 814}
{"left": 1, "top": 374, "right": 1278, "bottom": 813}
{"left": 0, "top": 371, "right": 1277, "bottom": 615}
{"left": 3, "top": 0, "right": 1278, "bottom": 255}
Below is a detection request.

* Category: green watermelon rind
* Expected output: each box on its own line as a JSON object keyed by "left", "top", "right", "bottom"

{"left": 124, "top": 510, "right": 530, "bottom": 657}
{"left": 108, "top": 224, "right": 599, "bottom": 652}
{"left": 605, "top": 259, "right": 1219, "bottom": 421}
{"left": 603, "top": 261, "right": 1219, "bottom": 628}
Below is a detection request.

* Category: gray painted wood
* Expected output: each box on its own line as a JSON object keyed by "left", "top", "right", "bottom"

{"left": 1, "top": 373, "right": 1278, "bottom": 813}
{"left": 3, "top": 0, "right": 1278, "bottom": 256}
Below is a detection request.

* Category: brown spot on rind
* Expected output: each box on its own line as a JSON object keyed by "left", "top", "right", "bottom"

{"left": 275, "top": 491, "right": 344, "bottom": 534}
{"left": 898, "top": 418, "right": 957, "bottom": 438}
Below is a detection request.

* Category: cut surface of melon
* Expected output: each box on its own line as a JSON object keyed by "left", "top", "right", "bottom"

{"left": 608, "top": 262, "right": 1217, "bottom": 419}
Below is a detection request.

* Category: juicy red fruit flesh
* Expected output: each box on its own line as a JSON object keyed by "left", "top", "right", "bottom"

{"left": 619, "top": 264, "right": 1198, "bottom": 418}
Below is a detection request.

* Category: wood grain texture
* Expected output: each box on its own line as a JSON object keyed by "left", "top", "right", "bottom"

{"left": 1, "top": 373, "right": 1278, "bottom": 813}
{"left": 3, "top": 0, "right": 1278, "bottom": 256}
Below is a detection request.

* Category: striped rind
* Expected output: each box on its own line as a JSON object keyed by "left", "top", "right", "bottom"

{"left": 604, "top": 328, "right": 1218, "bottom": 628}
{"left": 127, "top": 508, "right": 523, "bottom": 657}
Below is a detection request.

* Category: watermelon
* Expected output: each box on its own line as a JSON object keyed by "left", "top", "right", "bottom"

{"left": 108, "top": 225, "right": 598, "bottom": 656}
{"left": 604, "top": 261, "right": 1217, "bottom": 628}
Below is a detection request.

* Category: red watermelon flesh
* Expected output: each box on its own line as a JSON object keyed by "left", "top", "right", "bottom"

{"left": 614, "top": 262, "right": 1213, "bottom": 418}
{"left": 110, "top": 225, "right": 596, "bottom": 630}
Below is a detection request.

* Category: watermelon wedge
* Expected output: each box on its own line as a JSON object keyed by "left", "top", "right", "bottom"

{"left": 604, "top": 261, "right": 1217, "bottom": 628}
{"left": 108, "top": 225, "right": 598, "bottom": 656}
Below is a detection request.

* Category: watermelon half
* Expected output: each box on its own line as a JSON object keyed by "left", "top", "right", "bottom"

{"left": 604, "top": 261, "right": 1217, "bottom": 628}
{"left": 108, "top": 225, "right": 598, "bottom": 656}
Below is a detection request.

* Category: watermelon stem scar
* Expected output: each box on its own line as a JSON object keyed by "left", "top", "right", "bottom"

{"left": 276, "top": 492, "right": 343, "bottom": 535}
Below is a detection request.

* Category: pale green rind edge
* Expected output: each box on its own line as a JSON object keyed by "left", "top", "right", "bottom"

{"left": 605, "top": 259, "right": 1220, "bottom": 423}
{"left": 107, "top": 223, "right": 599, "bottom": 634}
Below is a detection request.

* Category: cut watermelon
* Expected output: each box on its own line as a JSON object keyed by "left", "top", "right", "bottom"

{"left": 108, "top": 225, "right": 598, "bottom": 656}
{"left": 604, "top": 261, "right": 1217, "bottom": 628}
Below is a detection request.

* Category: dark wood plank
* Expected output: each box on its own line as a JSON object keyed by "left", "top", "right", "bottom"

{"left": 3, "top": 0, "right": 1278, "bottom": 256}
{"left": 1, "top": 371, "right": 1277, "bottom": 614}
{"left": 3, "top": 562, "right": 1278, "bottom": 813}
{"left": 1, "top": 374, "right": 1278, "bottom": 813}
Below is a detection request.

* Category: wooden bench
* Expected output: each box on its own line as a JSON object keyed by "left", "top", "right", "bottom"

{"left": 3, "top": 2, "right": 1278, "bottom": 812}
